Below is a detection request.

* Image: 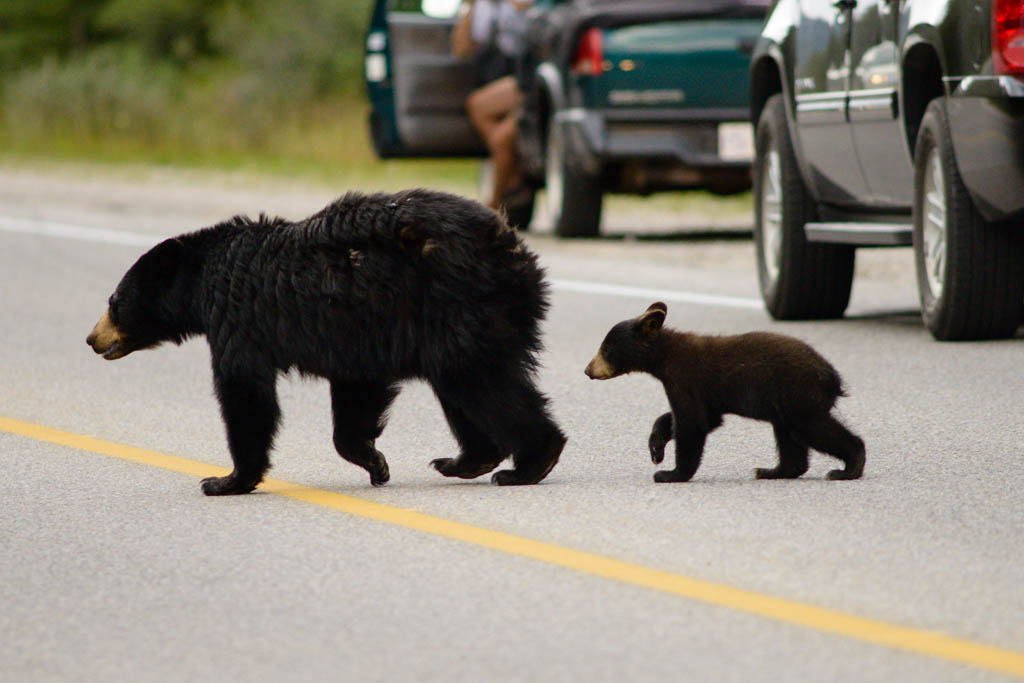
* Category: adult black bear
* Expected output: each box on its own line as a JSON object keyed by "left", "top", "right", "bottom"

{"left": 585, "top": 302, "right": 864, "bottom": 482}
{"left": 87, "top": 189, "right": 566, "bottom": 495}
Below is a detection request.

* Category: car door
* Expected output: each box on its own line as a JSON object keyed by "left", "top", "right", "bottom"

{"left": 365, "top": 0, "right": 486, "bottom": 158}
{"left": 792, "top": 0, "right": 871, "bottom": 204}
{"left": 847, "top": 0, "right": 911, "bottom": 207}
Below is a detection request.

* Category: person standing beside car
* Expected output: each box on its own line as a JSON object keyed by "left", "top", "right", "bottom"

{"left": 452, "top": 0, "right": 533, "bottom": 213}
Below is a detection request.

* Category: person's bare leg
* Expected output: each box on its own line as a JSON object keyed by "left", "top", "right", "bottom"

{"left": 466, "top": 76, "right": 520, "bottom": 146}
{"left": 489, "top": 115, "right": 522, "bottom": 208}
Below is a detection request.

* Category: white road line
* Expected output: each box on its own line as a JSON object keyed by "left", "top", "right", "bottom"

{"left": 550, "top": 279, "right": 762, "bottom": 309}
{"left": 0, "top": 215, "right": 160, "bottom": 247}
{"left": 0, "top": 215, "right": 764, "bottom": 310}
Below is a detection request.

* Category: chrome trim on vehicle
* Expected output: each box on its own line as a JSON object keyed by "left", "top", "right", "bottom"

{"left": 951, "top": 75, "right": 1024, "bottom": 98}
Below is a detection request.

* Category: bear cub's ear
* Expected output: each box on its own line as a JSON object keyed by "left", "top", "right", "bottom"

{"left": 639, "top": 302, "right": 667, "bottom": 338}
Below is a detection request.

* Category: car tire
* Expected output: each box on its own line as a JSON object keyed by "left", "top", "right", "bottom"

{"left": 753, "top": 94, "right": 855, "bottom": 319}
{"left": 545, "top": 113, "right": 602, "bottom": 238}
{"left": 477, "top": 159, "right": 536, "bottom": 231}
{"left": 912, "top": 98, "right": 1024, "bottom": 340}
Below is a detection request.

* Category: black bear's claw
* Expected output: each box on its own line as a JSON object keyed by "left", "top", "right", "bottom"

{"left": 429, "top": 457, "right": 454, "bottom": 474}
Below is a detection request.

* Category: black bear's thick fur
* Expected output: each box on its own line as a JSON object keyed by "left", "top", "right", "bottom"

{"left": 585, "top": 302, "right": 864, "bottom": 482}
{"left": 87, "top": 189, "right": 566, "bottom": 494}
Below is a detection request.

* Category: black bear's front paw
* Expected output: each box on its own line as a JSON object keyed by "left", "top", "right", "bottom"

{"left": 653, "top": 469, "right": 692, "bottom": 484}
{"left": 368, "top": 455, "right": 390, "bottom": 487}
{"left": 201, "top": 474, "right": 258, "bottom": 496}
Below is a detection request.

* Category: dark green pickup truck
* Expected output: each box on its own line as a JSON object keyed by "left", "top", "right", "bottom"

{"left": 365, "top": 0, "right": 769, "bottom": 236}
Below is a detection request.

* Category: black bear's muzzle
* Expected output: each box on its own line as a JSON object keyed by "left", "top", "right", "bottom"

{"left": 87, "top": 309, "right": 130, "bottom": 360}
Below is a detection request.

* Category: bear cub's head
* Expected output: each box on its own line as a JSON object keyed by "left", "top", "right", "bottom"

{"left": 87, "top": 238, "right": 187, "bottom": 360}
{"left": 585, "top": 302, "right": 667, "bottom": 380}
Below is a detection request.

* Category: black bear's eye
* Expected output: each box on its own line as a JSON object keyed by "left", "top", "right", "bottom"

{"left": 108, "top": 299, "right": 120, "bottom": 322}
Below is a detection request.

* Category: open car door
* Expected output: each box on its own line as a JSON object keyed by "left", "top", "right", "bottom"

{"left": 365, "top": 0, "right": 486, "bottom": 158}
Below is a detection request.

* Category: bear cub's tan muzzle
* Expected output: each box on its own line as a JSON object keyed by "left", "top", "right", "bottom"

{"left": 584, "top": 351, "right": 614, "bottom": 380}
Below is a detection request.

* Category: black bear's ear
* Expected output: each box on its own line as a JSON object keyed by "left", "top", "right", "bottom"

{"left": 146, "top": 238, "right": 184, "bottom": 275}
{"left": 639, "top": 304, "right": 666, "bottom": 338}
{"left": 132, "top": 237, "right": 184, "bottom": 289}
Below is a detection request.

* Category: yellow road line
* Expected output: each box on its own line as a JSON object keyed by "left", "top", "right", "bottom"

{"left": 3, "top": 414, "right": 1023, "bottom": 678}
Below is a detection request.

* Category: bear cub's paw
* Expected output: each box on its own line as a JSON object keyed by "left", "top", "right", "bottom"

{"left": 826, "top": 467, "right": 862, "bottom": 481}
{"left": 653, "top": 470, "right": 693, "bottom": 484}
{"left": 755, "top": 466, "right": 803, "bottom": 480}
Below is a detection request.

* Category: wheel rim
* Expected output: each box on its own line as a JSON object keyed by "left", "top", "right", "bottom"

{"left": 760, "top": 147, "right": 783, "bottom": 283}
{"left": 544, "top": 122, "right": 564, "bottom": 223}
{"left": 922, "top": 146, "right": 947, "bottom": 299}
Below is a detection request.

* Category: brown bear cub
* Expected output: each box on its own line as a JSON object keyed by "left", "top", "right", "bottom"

{"left": 585, "top": 302, "right": 864, "bottom": 483}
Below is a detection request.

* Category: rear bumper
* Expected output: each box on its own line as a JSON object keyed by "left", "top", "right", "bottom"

{"left": 948, "top": 76, "right": 1024, "bottom": 223}
{"left": 555, "top": 107, "right": 754, "bottom": 176}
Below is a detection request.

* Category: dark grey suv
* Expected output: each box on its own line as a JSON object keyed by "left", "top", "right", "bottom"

{"left": 749, "top": 0, "right": 1024, "bottom": 340}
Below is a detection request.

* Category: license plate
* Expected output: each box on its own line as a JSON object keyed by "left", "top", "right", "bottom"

{"left": 718, "top": 122, "right": 754, "bottom": 162}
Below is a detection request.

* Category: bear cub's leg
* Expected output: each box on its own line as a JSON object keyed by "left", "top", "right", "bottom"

{"left": 653, "top": 426, "right": 708, "bottom": 483}
{"left": 755, "top": 423, "right": 810, "bottom": 479}
{"left": 330, "top": 380, "right": 397, "bottom": 486}
{"left": 202, "top": 373, "right": 280, "bottom": 495}
{"left": 648, "top": 412, "right": 674, "bottom": 464}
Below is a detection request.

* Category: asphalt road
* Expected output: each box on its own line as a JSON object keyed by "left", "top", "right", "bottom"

{"left": 1, "top": 166, "right": 1022, "bottom": 682}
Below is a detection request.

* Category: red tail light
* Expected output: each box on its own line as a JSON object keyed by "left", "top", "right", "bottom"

{"left": 993, "top": 0, "right": 1024, "bottom": 76}
{"left": 572, "top": 28, "right": 604, "bottom": 76}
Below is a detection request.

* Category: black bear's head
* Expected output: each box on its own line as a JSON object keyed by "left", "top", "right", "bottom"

{"left": 86, "top": 238, "right": 186, "bottom": 360}
{"left": 585, "top": 302, "right": 667, "bottom": 380}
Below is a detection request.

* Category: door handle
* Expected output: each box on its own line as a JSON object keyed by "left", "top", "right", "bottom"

{"left": 833, "top": 0, "right": 857, "bottom": 8}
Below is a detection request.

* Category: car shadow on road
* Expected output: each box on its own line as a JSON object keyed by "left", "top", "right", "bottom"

{"left": 843, "top": 309, "right": 1024, "bottom": 339}
{"left": 844, "top": 308, "right": 921, "bottom": 325}
{"left": 590, "top": 228, "right": 752, "bottom": 242}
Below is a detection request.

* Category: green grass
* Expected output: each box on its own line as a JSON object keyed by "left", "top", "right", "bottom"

{"left": 0, "top": 94, "right": 751, "bottom": 219}
{"left": 0, "top": 96, "right": 479, "bottom": 193}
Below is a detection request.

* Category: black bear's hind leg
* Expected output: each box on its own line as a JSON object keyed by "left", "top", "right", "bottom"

{"left": 203, "top": 372, "right": 280, "bottom": 496}
{"left": 431, "top": 395, "right": 508, "bottom": 479}
{"left": 648, "top": 412, "right": 674, "bottom": 464}
{"left": 756, "top": 424, "right": 810, "bottom": 479}
{"left": 331, "top": 381, "right": 398, "bottom": 486}
{"left": 654, "top": 426, "right": 707, "bottom": 483}
{"left": 492, "top": 423, "right": 566, "bottom": 486}
{"left": 439, "top": 374, "right": 564, "bottom": 486}
{"left": 494, "top": 377, "right": 566, "bottom": 486}
{"left": 794, "top": 414, "right": 865, "bottom": 480}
